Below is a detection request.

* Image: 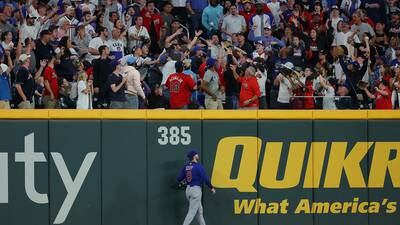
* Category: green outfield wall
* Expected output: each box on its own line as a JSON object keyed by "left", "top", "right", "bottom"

{"left": 0, "top": 110, "right": 399, "bottom": 225}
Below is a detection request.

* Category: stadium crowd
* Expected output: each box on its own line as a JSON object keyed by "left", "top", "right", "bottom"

{"left": 0, "top": 0, "right": 399, "bottom": 110}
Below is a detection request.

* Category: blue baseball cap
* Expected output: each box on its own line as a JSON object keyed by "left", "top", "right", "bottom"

{"left": 126, "top": 55, "right": 137, "bottom": 65}
{"left": 187, "top": 150, "right": 199, "bottom": 160}
{"left": 192, "top": 45, "right": 202, "bottom": 53}
{"left": 206, "top": 58, "right": 216, "bottom": 67}
{"left": 159, "top": 54, "right": 169, "bottom": 65}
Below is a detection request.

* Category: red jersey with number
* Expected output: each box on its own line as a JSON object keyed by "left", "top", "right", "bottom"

{"left": 43, "top": 66, "right": 59, "bottom": 99}
{"left": 375, "top": 87, "right": 392, "bottom": 109}
{"left": 237, "top": 76, "right": 261, "bottom": 108}
{"left": 166, "top": 73, "right": 196, "bottom": 109}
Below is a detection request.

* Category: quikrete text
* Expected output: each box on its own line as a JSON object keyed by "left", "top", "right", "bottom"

{"left": 211, "top": 137, "right": 400, "bottom": 192}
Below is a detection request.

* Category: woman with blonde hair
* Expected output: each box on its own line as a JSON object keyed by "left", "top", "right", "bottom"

{"left": 75, "top": 61, "right": 93, "bottom": 109}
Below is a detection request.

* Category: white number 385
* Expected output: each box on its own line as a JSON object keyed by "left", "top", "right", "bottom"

{"left": 157, "top": 126, "right": 191, "bottom": 145}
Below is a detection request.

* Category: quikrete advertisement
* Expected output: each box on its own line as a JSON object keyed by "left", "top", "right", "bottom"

{"left": 210, "top": 137, "right": 399, "bottom": 216}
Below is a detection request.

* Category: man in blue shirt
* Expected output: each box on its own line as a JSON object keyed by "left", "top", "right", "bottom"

{"left": 177, "top": 150, "right": 216, "bottom": 225}
{"left": 201, "top": 0, "right": 223, "bottom": 37}
{"left": 186, "top": 0, "right": 208, "bottom": 35}
{"left": 0, "top": 62, "right": 11, "bottom": 109}
{"left": 253, "top": 25, "right": 286, "bottom": 52}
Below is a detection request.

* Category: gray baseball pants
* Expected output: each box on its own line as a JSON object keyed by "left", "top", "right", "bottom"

{"left": 182, "top": 186, "right": 206, "bottom": 225}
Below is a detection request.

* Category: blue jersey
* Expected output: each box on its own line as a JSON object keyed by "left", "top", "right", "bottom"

{"left": 177, "top": 162, "right": 213, "bottom": 189}
{"left": 0, "top": 72, "right": 11, "bottom": 101}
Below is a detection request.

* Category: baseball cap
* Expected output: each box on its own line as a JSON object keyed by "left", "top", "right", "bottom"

{"left": 206, "top": 58, "right": 216, "bottom": 67}
{"left": 19, "top": 54, "right": 31, "bottom": 62}
{"left": 264, "top": 24, "right": 272, "bottom": 30}
{"left": 282, "top": 62, "right": 294, "bottom": 70}
{"left": 159, "top": 54, "right": 169, "bottom": 65}
{"left": 0, "top": 64, "right": 8, "bottom": 73}
{"left": 254, "top": 40, "right": 264, "bottom": 45}
{"left": 126, "top": 55, "right": 137, "bottom": 65}
{"left": 187, "top": 150, "right": 199, "bottom": 160}
{"left": 192, "top": 45, "right": 202, "bottom": 53}
{"left": 254, "top": 0, "right": 265, "bottom": 5}
{"left": 331, "top": 5, "right": 339, "bottom": 10}
{"left": 26, "top": 14, "right": 36, "bottom": 19}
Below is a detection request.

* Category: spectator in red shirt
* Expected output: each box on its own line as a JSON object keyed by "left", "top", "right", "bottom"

{"left": 231, "top": 64, "right": 261, "bottom": 109}
{"left": 166, "top": 61, "right": 197, "bottom": 109}
{"left": 363, "top": 80, "right": 393, "bottom": 109}
{"left": 141, "top": 1, "right": 163, "bottom": 52}
{"left": 43, "top": 54, "right": 59, "bottom": 109}
{"left": 198, "top": 61, "right": 207, "bottom": 79}
{"left": 303, "top": 77, "right": 315, "bottom": 109}
{"left": 240, "top": 1, "right": 255, "bottom": 25}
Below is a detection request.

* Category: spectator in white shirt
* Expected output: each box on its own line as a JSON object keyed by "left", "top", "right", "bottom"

{"left": 275, "top": 62, "right": 295, "bottom": 109}
{"left": 87, "top": 27, "right": 109, "bottom": 62}
{"left": 320, "top": 76, "right": 337, "bottom": 110}
{"left": 124, "top": 56, "right": 146, "bottom": 109}
{"left": 249, "top": 2, "right": 272, "bottom": 40}
{"left": 128, "top": 16, "right": 150, "bottom": 53}
{"left": 332, "top": 21, "right": 360, "bottom": 57}
{"left": 20, "top": 15, "right": 41, "bottom": 42}
{"left": 255, "top": 62, "right": 268, "bottom": 109}
{"left": 221, "top": 5, "right": 246, "bottom": 41}
{"left": 350, "top": 11, "right": 375, "bottom": 40}
{"left": 326, "top": 5, "right": 343, "bottom": 34}
{"left": 107, "top": 28, "right": 125, "bottom": 60}
{"left": 267, "top": 0, "right": 280, "bottom": 28}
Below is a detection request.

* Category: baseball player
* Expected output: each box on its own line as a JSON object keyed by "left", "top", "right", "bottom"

{"left": 177, "top": 150, "right": 216, "bottom": 225}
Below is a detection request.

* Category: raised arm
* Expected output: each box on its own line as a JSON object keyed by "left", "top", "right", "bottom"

{"left": 186, "top": 1, "right": 195, "bottom": 16}
{"left": 35, "top": 60, "right": 47, "bottom": 80}
{"left": 81, "top": 15, "right": 97, "bottom": 27}
{"left": 230, "top": 64, "right": 240, "bottom": 80}
{"left": 165, "top": 28, "right": 183, "bottom": 45}
{"left": 187, "top": 30, "right": 203, "bottom": 51}
{"left": 363, "top": 87, "right": 376, "bottom": 99}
